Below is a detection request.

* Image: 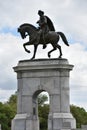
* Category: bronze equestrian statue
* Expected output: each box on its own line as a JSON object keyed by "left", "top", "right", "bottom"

{"left": 18, "top": 10, "right": 69, "bottom": 60}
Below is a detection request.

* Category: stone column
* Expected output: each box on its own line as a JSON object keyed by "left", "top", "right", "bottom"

{"left": 47, "top": 60, "right": 76, "bottom": 130}
{"left": 11, "top": 58, "right": 76, "bottom": 130}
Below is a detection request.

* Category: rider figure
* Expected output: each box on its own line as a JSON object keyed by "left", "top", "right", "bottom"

{"left": 37, "top": 10, "right": 49, "bottom": 49}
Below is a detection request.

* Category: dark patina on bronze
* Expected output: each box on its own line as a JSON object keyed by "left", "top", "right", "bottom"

{"left": 18, "top": 10, "right": 69, "bottom": 60}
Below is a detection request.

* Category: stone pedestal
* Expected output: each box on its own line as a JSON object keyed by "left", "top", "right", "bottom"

{"left": 12, "top": 58, "right": 76, "bottom": 130}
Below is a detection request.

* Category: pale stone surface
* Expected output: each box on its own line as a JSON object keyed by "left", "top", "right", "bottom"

{"left": 72, "top": 125, "right": 87, "bottom": 130}
{"left": 81, "top": 125, "right": 87, "bottom": 128}
{"left": 0, "top": 124, "right": 1, "bottom": 130}
{"left": 12, "top": 58, "right": 76, "bottom": 130}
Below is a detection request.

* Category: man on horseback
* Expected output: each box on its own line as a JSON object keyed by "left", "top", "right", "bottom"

{"left": 18, "top": 10, "right": 69, "bottom": 60}
{"left": 37, "top": 10, "right": 55, "bottom": 49}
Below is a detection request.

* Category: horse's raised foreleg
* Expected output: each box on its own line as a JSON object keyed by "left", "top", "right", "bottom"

{"left": 23, "top": 42, "right": 31, "bottom": 53}
{"left": 30, "top": 45, "right": 38, "bottom": 60}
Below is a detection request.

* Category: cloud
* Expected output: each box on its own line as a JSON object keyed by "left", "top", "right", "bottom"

{"left": 1, "top": 0, "right": 87, "bottom": 47}
{"left": 0, "top": 89, "right": 16, "bottom": 102}
{"left": 62, "top": 43, "right": 87, "bottom": 86}
{"left": 62, "top": 43, "right": 87, "bottom": 110}
{"left": 0, "top": 0, "right": 87, "bottom": 110}
{"left": 0, "top": 33, "right": 29, "bottom": 90}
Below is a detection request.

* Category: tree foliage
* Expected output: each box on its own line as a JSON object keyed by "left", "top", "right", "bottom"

{"left": 70, "top": 105, "right": 87, "bottom": 128}
{"left": 38, "top": 104, "right": 49, "bottom": 130}
{"left": 6, "top": 92, "right": 17, "bottom": 114}
{"left": 0, "top": 102, "right": 16, "bottom": 130}
{"left": 0, "top": 92, "right": 17, "bottom": 130}
{"left": 38, "top": 94, "right": 49, "bottom": 130}
{"left": 38, "top": 94, "right": 48, "bottom": 106}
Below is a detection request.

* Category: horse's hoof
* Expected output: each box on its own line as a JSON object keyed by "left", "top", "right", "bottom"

{"left": 25, "top": 50, "right": 31, "bottom": 53}
{"left": 30, "top": 57, "right": 34, "bottom": 60}
{"left": 48, "top": 54, "right": 51, "bottom": 58}
{"left": 28, "top": 50, "right": 31, "bottom": 53}
{"left": 59, "top": 56, "right": 62, "bottom": 58}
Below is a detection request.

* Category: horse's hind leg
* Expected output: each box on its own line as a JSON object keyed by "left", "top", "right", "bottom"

{"left": 48, "top": 46, "right": 56, "bottom": 58}
{"left": 56, "top": 44, "right": 62, "bottom": 58}
{"left": 48, "top": 43, "right": 62, "bottom": 58}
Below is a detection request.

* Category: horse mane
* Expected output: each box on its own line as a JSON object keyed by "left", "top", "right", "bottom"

{"left": 19, "top": 23, "right": 37, "bottom": 31}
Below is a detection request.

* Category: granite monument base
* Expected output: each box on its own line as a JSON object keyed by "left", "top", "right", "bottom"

{"left": 48, "top": 113, "right": 76, "bottom": 130}
{"left": 12, "top": 58, "right": 76, "bottom": 130}
{"left": 12, "top": 114, "right": 39, "bottom": 130}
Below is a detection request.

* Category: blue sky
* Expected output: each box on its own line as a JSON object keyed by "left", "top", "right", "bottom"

{"left": 0, "top": 27, "right": 19, "bottom": 36}
{"left": 0, "top": 0, "right": 87, "bottom": 110}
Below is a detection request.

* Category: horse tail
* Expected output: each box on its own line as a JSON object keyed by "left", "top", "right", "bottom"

{"left": 57, "top": 32, "right": 69, "bottom": 46}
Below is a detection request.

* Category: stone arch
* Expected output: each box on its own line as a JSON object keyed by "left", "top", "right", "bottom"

{"left": 33, "top": 89, "right": 46, "bottom": 100}
{"left": 32, "top": 89, "right": 49, "bottom": 130}
{"left": 32, "top": 89, "right": 46, "bottom": 116}
{"left": 32, "top": 89, "right": 49, "bottom": 116}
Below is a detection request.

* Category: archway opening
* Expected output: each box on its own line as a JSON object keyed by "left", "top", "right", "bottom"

{"left": 33, "top": 90, "right": 50, "bottom": 130}
{"left": 38, "top": 92, "right": 49, "bottom": 130}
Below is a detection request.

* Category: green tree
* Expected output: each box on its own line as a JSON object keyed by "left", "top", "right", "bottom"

{"left": 39, "top": 104, "right": 49, "bottom": 130}
{"left": 38, "top": 94, "right": 48, "bottom": 106}
{"left": 0, "top": 102, "right": 15, "bottom": 130}
{"left": 70, "top": 105, "right": 87, "bottom": 128}
{"left": 38, "top": 93, "right": 49, "bottom": 130}
{"left": 6, "top": 92, "right": 17, "bottom": 114}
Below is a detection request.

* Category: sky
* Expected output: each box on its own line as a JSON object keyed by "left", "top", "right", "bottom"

{"left": 0, "top": 0, "right": 87, "bottom": 110}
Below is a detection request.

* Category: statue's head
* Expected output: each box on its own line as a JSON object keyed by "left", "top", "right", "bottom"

{"left": 38, "top": 10, "right": 44, "bottom": 16}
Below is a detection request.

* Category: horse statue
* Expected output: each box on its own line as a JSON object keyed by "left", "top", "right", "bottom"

{"left": 18, "top": 23, "right": 69, "bottom": 60}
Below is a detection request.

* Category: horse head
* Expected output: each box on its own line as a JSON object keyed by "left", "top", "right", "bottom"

{"left": 18, "top": 23, "right": 38, "bottom": 40}
{"left": 18, "top": 27, "right": 26, "bottom": 39}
